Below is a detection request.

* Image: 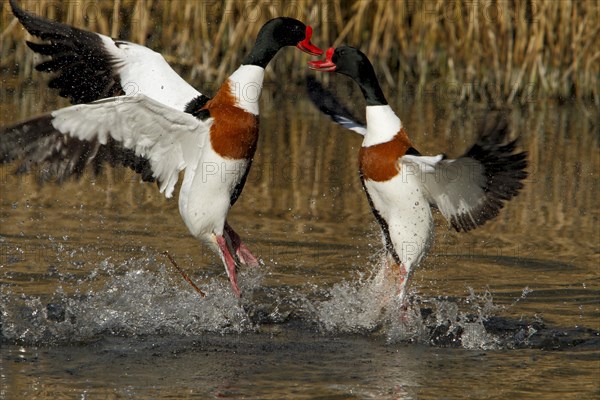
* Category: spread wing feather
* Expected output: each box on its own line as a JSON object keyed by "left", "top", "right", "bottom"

{"left": 10, "top": 0, "right": 202, "bottom": 109}
{"left": 1, "top": 95, "right": 209, "bottom": 198}
{"left": 305, "top": 76, "right": 367, "bottom": 135}
{"left": 401, "top": 114, "right": 528, "bottom": 232}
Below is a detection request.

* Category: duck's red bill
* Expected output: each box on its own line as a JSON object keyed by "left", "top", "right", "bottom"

{"left": 297, "top": 26, "right": 323, "bottom": 56}
{"left": 308, "top": 47, "right": 336, "bottom": 71}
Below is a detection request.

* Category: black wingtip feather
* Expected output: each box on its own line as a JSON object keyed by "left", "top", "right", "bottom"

{"left": 11, "top": 0, "right": 68, "bottom": 40}
{"left": 12, "top": 1, "right": 123, "bottom": 104}
{"left": 1, "top": 115, "right": 157, "bottom": 185}
{"left": 451, "top": 112, "right": 529, "bottom": 232}
{"left": 305, "top": 76, "right": 366, "bottom": 127}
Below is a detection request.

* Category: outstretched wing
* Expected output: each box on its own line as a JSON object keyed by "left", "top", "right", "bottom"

{"left": 305, "top": 76, "right": 367, "bottom": 135}
{"left": 1, "top": 94, "right": 208, "bottom": 198}
{"left": 401, "top": 114, "right": 528, "bottom": 232}
{"left": 9, "top": 0, "right": 203, "bottom": 110}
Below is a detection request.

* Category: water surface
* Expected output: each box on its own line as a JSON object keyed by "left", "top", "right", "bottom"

{"left": 1, "top": 74, "right": 598, "bottom": 398}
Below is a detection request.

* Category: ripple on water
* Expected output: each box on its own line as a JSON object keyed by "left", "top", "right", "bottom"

{"left": 1, "top": 257, "right": 597, "bottom": 351}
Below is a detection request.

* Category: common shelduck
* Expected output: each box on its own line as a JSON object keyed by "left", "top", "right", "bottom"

{"left": 1, "top": 0, "right": 323, "bottom": 297}
{"left": 308, "top": 46, "right": 528, "bottom": 303}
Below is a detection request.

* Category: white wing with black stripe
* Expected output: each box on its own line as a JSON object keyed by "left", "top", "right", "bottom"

{"left": 48, "top": 94, "right": 209, "bottom": 198}
{"left": 401, "top": 115, "right": 528, "bottom": 232}
{"left": 10, "top": 0, "right": 202, "bottom": 110}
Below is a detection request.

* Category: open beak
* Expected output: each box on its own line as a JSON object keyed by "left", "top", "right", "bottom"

{"left": 307, "top": 47, "right": 336, "bottom": 71}
{"left": 296, "top": 26, "right": 323, "bottom": 56}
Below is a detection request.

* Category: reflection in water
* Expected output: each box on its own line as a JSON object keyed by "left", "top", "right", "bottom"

{"left": 1, "top": 78, "right": 599, "bottom": 397}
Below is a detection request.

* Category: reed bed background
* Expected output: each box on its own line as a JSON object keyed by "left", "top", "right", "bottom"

{"left": 1, "top": 0, "right": 598, "bottom": 105}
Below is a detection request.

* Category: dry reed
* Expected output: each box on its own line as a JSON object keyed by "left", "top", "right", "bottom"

{"left": 1, "top": 0, "right": 599, "bottom": 104}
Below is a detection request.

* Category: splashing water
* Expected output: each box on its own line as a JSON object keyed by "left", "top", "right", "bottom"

{"left": 2, "top": 253, "right": 589, "bottom": 351}
{"left": 309, "top": 261, "right": 504, "bottom": 349}
{"left": 1, "top": 256, "right": 265, "bottom": 344}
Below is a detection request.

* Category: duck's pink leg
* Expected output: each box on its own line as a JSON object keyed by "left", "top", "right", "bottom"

{"left": 397, "top": 264, "right": 408, "bottom": 294}
{"left": 224, "top": 222, "right": 260, "bottom": 268}
{"left": 215, "top": 235, "right": 241, "bottom": 298}
{"left": 397, "top": 263, "right": 410, "bottom": 310}
{"left": 384, "top": 258, "right": 410, "bottom": 309}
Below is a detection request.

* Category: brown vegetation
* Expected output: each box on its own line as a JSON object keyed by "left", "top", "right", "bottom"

{"left": 1, "top": 0, "right": 598, "bottom": 104}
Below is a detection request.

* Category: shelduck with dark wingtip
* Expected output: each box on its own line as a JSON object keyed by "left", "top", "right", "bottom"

{"left": 1, "top": 0, "right": 323, "bottom": 298}
{"left": 308, "top": 46, "right": 528, "bottom": 303}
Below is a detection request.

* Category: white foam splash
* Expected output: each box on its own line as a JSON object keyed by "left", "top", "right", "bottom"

{"left": 0, "top": 257, "right": 265, "bottom": 344}
{"left": 1, "top": 255, "right": 525, "bottom": 350}
{"left": 309, "top": 261, "right": 503, "bottom": 349}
